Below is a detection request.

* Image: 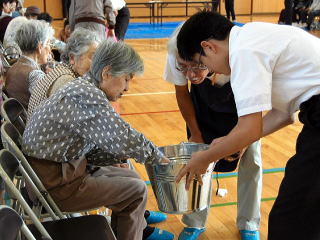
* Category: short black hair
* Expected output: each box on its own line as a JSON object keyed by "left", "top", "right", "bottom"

{"left": 177, "top": 10, "right": 234, "bottom": 61}
{"left": 38, "top": 12, "right": 53, "bottom": 24}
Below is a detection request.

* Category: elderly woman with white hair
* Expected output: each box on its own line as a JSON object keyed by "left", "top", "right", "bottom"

{"left": 27, "top": 27, "right": 100, "bottom": 118}
{"left": 22, "top": 39, "right": 174, "bottom": 240}
{"left": 3, "top": 16, "right": 27, "bottom": 49}
{"left": 4, "top": 19, "right": 53, "bottom": 110}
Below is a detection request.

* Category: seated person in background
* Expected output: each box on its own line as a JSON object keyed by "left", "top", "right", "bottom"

{"left": 0, "top": 0, "right": 17, "bottom": 42}
{"left": 3, "top": 16, "right": 28, "bottom": 65}
{"left": 24, "top": 5, "right": 40, "bottom": 19}
{"left": 293, "top": 0, "right": 312, "bottom": 25}
{"left": 4, "top": 20, "right": 53, "bottom": 110}
{"left": 59, "top": 19, "right": 71, "bottom": 42}
{"left": 306, "top": 0, "right": 320, "bottom": 30}
{"left": 3, "top": 16, "right": 27, "bottom": 50}
{"left": 163, "top": 25, "right": 262, "bottom": 240}
{"left": 27, "top": 28, "right": 100, "bottom": 119}
{"left": 22, "top": 40, "right": 174, "bottom": 240}
{"left": 11, "top": 0, "right": 22, "bottom": 18}
{"left": 3, "top": 16, "right": 27, "bottom": 65}
{"left": 37, "top": 12, "right": 66, "bottom": 60}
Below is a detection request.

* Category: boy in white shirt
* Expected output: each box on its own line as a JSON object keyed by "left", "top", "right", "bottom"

{"left": 163, "top": 26, "right": 262, "bottom": 240}
{"left": 175, "top": 10, "right": 320, "bottom": 240}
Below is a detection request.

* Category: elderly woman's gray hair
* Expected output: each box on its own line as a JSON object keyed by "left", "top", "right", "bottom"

{"left": 60, "top": 28, "right": 100, "bottom": 64}
{"left": 3, "top": 16, "right": 28, "bottom": 49}
{"left": 90, "top": 39, "right": 144, "bottom": 83}
{"left": 15, "top": 19, "right": 54, "bottom": 54}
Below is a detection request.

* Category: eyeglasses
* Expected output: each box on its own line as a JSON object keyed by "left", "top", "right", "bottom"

{"left": 175, "top": 59, "right": 208, "bottom": 73}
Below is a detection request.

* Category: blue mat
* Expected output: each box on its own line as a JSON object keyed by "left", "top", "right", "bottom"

{"left": 125, "top": 21, "right": 244, "bottom": 39}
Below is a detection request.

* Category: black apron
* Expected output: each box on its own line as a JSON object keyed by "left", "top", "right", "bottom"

{"left": 187, "top": 78, "right": 239, "bottom": 172}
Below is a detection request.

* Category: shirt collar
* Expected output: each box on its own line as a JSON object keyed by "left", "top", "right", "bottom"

{"left": 21, "top": 55, "right": 40, "bottom": 70}
{"left": 229, "top": 25, "right": 241, "bottom": 48}
{"left": 85, "top": 71, "right": 100, "bottom": 88}
{"left": 1, "top": 12, "right": 12, "bottom": 17}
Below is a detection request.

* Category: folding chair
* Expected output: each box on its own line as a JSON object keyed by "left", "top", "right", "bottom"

{"left": 1, "top": 122, "right": 110, "bottom": 221}
{"left": 0, "top": 149, "right": 117, "bottom": 240}
{"left": 0, "top": 42, "right": 11, "bottom": 69}
{"left": 1, "top": 121, "right": 64, "bottom": 219}
{"left": 2, "top": 45, "right": 20, "bottom": 66}
{"left": 1, "top": 98, "right": 27, "bottom": 135}
{"left": 0, "top": 205, "right": 36, "bottom": 240}
{"left": 2, "top": 89, "right": 9, "bottom": 101}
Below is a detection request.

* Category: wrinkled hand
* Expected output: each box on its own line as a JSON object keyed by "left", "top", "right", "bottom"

{"left": 176, "top": 150, "right": 212, "bottom": 190}
{"left": 112, "top": 163, "right": 129, "bottom": 168}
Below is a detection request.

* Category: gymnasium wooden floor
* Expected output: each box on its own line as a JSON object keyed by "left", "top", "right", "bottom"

{"left": 54, "top": 15, "right": 319, "bottom": 239}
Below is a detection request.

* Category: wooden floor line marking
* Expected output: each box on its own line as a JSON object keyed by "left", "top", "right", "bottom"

{"left": 210, "top": 197, "right": 277, "bottom": 208}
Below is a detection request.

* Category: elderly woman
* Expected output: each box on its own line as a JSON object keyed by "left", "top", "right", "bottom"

{"left": 22, "top": 39, "right": 174, "bottom": 240}
{"left": 27, "top": 28, "right": 100, "bottom": 118}
{"left": 4, "top": 19, "right": 53, "bottom": 110}
{"left": 3, "top": 16, "right": 28, "bottom": 59}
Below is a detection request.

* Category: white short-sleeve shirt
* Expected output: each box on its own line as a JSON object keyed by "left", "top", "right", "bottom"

{"left": 163, "top": 53, "right": 188, "bottom": 86}
{"left": 111, "top": 0, "right": 126, "bottom": 10}
{"left": 229, "top": 22, "right": 320, "bottom": 116}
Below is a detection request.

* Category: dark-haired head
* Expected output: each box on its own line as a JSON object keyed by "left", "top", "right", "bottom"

{"left": 38, "top": 12, "right": 53, "bottom": 24}
{"left": 177, "top": 10, "right": 234, "bottom": 61}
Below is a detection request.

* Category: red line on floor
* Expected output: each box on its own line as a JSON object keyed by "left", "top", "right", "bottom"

{"left": 121, "top": 110, "right": 179, "bottom": 116}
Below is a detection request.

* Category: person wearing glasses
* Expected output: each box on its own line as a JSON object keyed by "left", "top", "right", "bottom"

{"left": 176, "top": 10, "right": 320, "bottom": 240}
{"left": 163, "top": 25, "right": 262, "bottom": 240}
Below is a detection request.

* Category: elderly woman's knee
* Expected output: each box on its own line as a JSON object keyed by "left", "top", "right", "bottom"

{"left": 131, "top": 178, "right": 148, "bottom": 196}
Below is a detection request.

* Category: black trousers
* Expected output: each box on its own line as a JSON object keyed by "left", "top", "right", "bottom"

{"left": 225, "top": 0, "right": 235, "bottom": 21}
{"left": 211, "top": 0, "right": 219, "bottom": 12}
{"left": 268, "top": 94, "right": 320, "bottom": 240}
{"left": 284, "top": 0, "right": 294, "bottom": 25}
{"left": 61, "top": 0, "right": 71, "bottom": 18}
{"left": 115, "top": 6, "right": 130, "bottom": 41}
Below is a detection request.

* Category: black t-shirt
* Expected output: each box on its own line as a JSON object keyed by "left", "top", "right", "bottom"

{"left": 189, "top": 78, "right": 238, "bottom": 143}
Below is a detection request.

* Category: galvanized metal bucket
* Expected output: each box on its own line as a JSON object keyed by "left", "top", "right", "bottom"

{"left": 145, "top": 142, "right": 214, "bottom": 214}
